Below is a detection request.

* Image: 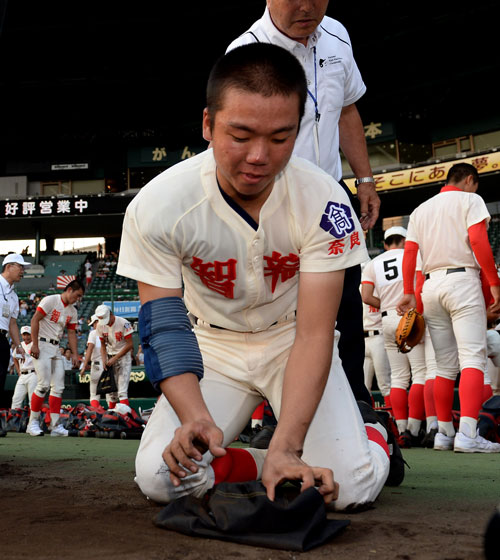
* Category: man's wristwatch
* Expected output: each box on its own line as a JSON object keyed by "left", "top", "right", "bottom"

{"left": 355, "top": 176, "right": 375, "bottom": 187}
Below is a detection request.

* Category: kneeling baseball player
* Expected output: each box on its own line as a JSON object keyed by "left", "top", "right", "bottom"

{"left": 117, "top": 44, "right": 392, "bottom": 510}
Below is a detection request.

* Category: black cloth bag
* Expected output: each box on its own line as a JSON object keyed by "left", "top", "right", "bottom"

{"left": 155, "top": 480, "right": 349, "bottom": 551}
{"left": 96, "top": 366, "right": 117, "bottom": 396}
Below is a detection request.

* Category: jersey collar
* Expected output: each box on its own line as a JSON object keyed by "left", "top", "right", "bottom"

{"left": 440, "top": 185, "right": 461, "bottom": 193}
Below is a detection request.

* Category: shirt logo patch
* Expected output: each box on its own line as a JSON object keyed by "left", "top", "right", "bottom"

{"left": 191, "top": 257, "right": 237, "bottom": 299}
{"left": 50, "top": 310, "right": 61, "bottom": 323}
{"left": 320, "top": 202, "right": 355, "bottom": 239}
{"left": 263, "top": 251, "right": 300, "bottom": 293}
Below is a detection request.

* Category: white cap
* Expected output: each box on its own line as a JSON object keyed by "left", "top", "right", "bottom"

{"left": 94, "top": 304, "right": 111, "bottom": 326}
{"left": 384, "top": 226, "right": 407, "bottom": 240}
{"left": 90, "top": 314, "right": 99, "bottom": 324}
{"left": 20, "top": 326, "right": 31, "bottom": 335}
{"left": 2, "top": 253, "right": 32, "bottom": 267}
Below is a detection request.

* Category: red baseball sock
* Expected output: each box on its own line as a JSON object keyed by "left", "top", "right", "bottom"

{"left": 434, "top": 376, "right": 455, "bottom": 422}
{"left": 365, "top": 426, "right": 390, "bottom": 459}
{"left": 408, "top": 383, "right": 425, "bottom": 420}
{"left": 251, "top": 402, "right": 265, "bottom": 421}
{"left": 90, "top": 399, "right": 100, "bottom": 408}
{"left": 424, "top": 379, "right": 436, "bottom": 417}
{"left": 119, "top": 399, "right": 130, "bottom": 406}
{"left": 459, "top": 368, "right": 484, "bottom": 419}
{"left": 212, "top": 448, "right": 258, "bottom": 484}
{"left": 483, "top": 384, "right": 493, "bottom": 402}
{"left": 30, "top": 393, "right": 45, "bottom": 413}
{"left": 108, "top": 401, "right": 117, "bottom": 409}
{"left": 384, "top": 394, "right": 392, "bottom": 410}
{"left": 49, "top": 395, "right": 62, "bottom": 414}
{"left": 390, "top": 388, "right": 408, "bottom": 421}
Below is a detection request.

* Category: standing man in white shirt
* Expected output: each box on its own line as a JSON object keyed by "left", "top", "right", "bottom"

{"left": 94, "top": 304, "right": 134, "bottom": 409}
{"left": 0, "top": 253, "right": 31, "bottom": 435}
{"left": 27, "top": 279, "right": 84, "bottom": 437}
{"left": 226, "top": 1, "right": 379, "bottom": 404}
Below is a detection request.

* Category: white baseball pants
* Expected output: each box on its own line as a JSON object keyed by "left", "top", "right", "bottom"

{"left": 422, "top": 268, "right": 487, "bottom": 378}
{"left": 32, "top": 340, "right": 65, "bottom": 398}
{"left": 11, "top": 371, "right": 37, "bottom": 409}
{"left": 107, "top": 354, "right": 131, "bottom": 402}
{"left": 364, "top": 332, "right": 391, "bottom": 396}
{"left": 89, "top": 360, "right": 104, "bottom": 402}
{"left": 382, "top": 310, "right": 426, "bottom": 389}
{"left": 135, "top": 320, "right": 389, "bottom": 511}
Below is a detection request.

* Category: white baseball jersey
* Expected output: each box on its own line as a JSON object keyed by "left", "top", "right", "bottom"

{"left": 361, "top": 249, "right": 405, "bottom": 313}
{"left": 18, "top": 341, "right": 34, "bottom": 372}
{"left": 97, "top": 316, "right": 133, "bottom": 355}
{"left": 406, "top": 186, "right": 490, "bottom": 274}
{"left": 0, "top": 274, "right": 19, "bottom": 330}
{"left": 363, "top": 301, "right": 382, "bottom": 331}
{"left": 36, "top": 294, "right": 78, "bottom": 340}
{"left": 226, "top": 8, "right": 366, "bottom": 181}
{"left": 87, "top": 329, "right": 102, "bottom": 362}
{"left": 117, "top": 150, "right": 368, "bottom": 332}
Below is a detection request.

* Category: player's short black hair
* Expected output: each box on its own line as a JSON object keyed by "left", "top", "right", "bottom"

{"left": 64, "top": 279, "right": 85, "bottom": 293}
{"left": 384, "top": 234, "right": 405, "bottom": 247}
{"left": 447, "top": 163, "right": 479, "bottom": 185}
{"left": 206, "top": 43, "right": 307, "bottom": 128}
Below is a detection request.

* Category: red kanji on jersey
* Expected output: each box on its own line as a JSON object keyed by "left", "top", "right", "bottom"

{"left": 191, "top": 257, "right": 237, "bottom": 299}
{"left": 50, "top": 309, "right": 61, "bottom": 323}
{"left": 350, "top": 231, "right": 361, "bottom": 249}
{"left": 115, "top": 332, "right": 123, "bottom": 342}
{"left": 328, "top": 240, "right": 345, "bottom": 255}
{"left": 263, "top": 251, "right": 300, "bottom": 293}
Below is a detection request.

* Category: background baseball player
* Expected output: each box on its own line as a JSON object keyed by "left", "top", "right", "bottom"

{"left": 79, "top": 314, "right": 104, "bottom": 409}
{"left": 117, "top": 44, "right": 392, "bottom": 511}
{"left": 94, "top": 304, "right": 133, "bottom": 409}
{"left": 362, "top": 292, "right": 392, "bottom": 409}
{"left": 397, "top": 162, "right": 500, "bottom": 453}
{"left": 362, "top": 227, "right": 427, "bottom": 446}
{"left": 27, "top": 279, "right": 84, "bottom": 437}
{"left": 11, "top": 326, "right": 37, "bottom": 410}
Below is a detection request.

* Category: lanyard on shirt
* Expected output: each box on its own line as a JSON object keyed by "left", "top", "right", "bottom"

{"left": 306, "top": 46, "right": 321, "bottom": 168}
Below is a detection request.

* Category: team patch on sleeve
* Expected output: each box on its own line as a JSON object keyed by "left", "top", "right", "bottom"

{"left": 320, "top": 202, "right": 356, "bottom": 239}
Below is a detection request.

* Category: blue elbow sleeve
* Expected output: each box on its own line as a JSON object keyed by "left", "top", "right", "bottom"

{"left": 138, "top": 297, "right": 204, "bottom": 391}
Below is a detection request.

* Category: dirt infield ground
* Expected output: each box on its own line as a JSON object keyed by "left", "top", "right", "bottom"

{"left": 1, "top": 433, "right": 498, "bottom": 560}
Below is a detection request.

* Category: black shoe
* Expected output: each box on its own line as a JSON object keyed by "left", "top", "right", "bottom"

{"left": 398, "top": 430, "right": 412, "bottom": 449}
{"left": 0, "top": 429, "right": 6, "bottom": 437}
{"left": 421, "top": 428, "right": 438, "bottom": 448}
{"left": 250, "top": 425, "right": 275, "bottom": 449}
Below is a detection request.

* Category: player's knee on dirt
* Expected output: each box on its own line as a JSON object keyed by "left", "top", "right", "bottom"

{"left": 135, "top": 452, "right": 215, "bottom": 504}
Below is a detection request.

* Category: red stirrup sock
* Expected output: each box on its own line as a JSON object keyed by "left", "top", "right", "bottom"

{"left": 459, "top": 368, "right": 484, "bottom": 419}
{"left": 408, "top": 383, "right": 425, "bottom": 420}
{"left": 384, "top": 394, "right": 392, "bottom": 410}
{"left": 390, "top": 388, "right": 408, "bottom": 421}
{"left": 90, "top": 399, "right": 100, "bottom": 408}
{"left": 424, "top": 379, "right": 436, "bottom": 417}
{"left": 483, "top": 383, "right": 493, "bottom": 402}
{"left": 212, "top": 448, "right": 258, "bottom": 484}
{"left": 434, "top": 376, "right": 455, "bottom": 422}
{"left": 119, "top": 399, "right": 130, "bottom": 406}
{"left": 49, "top": 395, "right": 62, "bottom": 414}
{"left": 108, "top": 401, "right": 117, "bottom": 409}
{"left": 30, "top": 393, "right": 45, "bottom": 413}
{"left": 251, "top": 401, "right": 265, "bottom": 426}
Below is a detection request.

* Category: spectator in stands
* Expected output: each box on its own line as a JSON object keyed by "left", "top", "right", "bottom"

{"left": 135, "top": 344, "right": 144, "bottom": 366}
{"left": 19, "top": 300, "right": 28, "bottom": 317}
{"left": 85, "top": 267, "right": 92, "bottom": 287}
{"left": 62, "top": 348, "right": 73, "bottom": 371}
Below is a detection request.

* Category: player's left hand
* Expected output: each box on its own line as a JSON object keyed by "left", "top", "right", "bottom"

{"left": 488, "top": 285, "right": 500, "bottom": 314}
{"left": 357, "top": 182, "right": 380, "bottom": 231}
{"left": 396, "top": 293, "right": 417, "bottom": 315}
{"left": 261, "top": 449, "right": 339, "bottom": 505}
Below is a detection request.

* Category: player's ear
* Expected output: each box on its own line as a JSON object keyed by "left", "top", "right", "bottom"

{"left": 202, "top": 108, "right": 213, "bottom": 143}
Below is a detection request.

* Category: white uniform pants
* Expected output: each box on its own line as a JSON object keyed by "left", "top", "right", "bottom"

{"left": 422, "top": 268, "right": 487, "bottom": 378}
{"left": 135, "top": 320, "right": 389, "bottom": 511}
{"left": 424, "top": 328, "right": 438, "bottom": 381}
{"left": 364, "top": 332, "right": 391, "bottom": 396}
{"left": 89, "top": 361, "right": 104, "bottom": 402}
{"left": 11, "top": 371, "right": 37, "bottom": 409}
{"left": 32, "top": 340, "right": 65, "bottom": 398}
{"left": 382, "top": 311, "right": 426, "bottom": 390}
{"left": 486, "top": 329, "right": 500, "bottom": 395}
{"left": 107, "top": 354, "right": 131, "bottom": 402}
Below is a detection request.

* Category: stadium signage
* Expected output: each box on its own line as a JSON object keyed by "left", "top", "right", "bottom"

{"left": 0, "top": 194, "right": 132, "bottom": 219}
{"left": 51, "top": 163, "right": 89, "bottom": 171}
{"left": 345, "top": 150, "right": 500, "bottom": 193}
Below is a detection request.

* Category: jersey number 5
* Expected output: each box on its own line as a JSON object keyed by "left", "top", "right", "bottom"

{"left": 384, "top": 258, "right": 399, "bottom": 281}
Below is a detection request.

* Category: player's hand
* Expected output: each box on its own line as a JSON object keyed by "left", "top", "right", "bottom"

{"left": 261, "top": 449, "right": 339, "bottom": 505}
{"left": 488, "top": 285, "right": 500, "bottom": 314}
{"left": 106, "top": 356, "right": 116, "bottom": 367}
{"left": 162, "top": 420, "right": 226, "bottom": 487}
{"left": 356, "top": 182, "right": 380, "bottom": 231}
{"left": 72, "top": 355, "right": 80, "bottom": 368}
{"left": 396, "top": 293, "right": 417, "bottom": 315}
{"left": 30, "top": 345, "right": 40, "bottom": 359}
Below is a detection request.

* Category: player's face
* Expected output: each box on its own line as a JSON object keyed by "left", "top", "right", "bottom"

{"left": 203, "top": 88, "right": 300, "bottom": 204}
{"left": 22, "top": 333, "right": 31, "bottom": 343}
{"left": 267, "top": 0, "right": 329, "bottom": 44}
{"left": 64, "top": 288, "right": 84, "bottom": 305}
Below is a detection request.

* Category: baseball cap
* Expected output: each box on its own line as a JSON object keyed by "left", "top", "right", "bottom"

{"left": 2, "top": 253, "right": 32, "bottom": 267}
{"left": 90, "top": 314, "right": 99, "bottom": 324}
{"left": 94, "top": 304, "right": 111, "bottom": 326}
{"left": 384, "top": 226, "right": 407, "bottom": 240}
{"left": 20, "top": 326, "right": 31, "bottom": 335}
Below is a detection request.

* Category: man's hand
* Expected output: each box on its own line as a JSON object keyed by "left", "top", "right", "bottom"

{"left": 162, "top": 420, "right": 226, "bottom": 487}
{"left": 30, "top": 344, "right": 40, "bottom": 359}
{"left": 357, "top": 182, "right": 380, "bottom": 231}
{"left": 261, "top": 449, "right": 339, "bottom": 505}
{"left": 106, "top": 356, "right": 116, "bottom": 368}
{"left": 396, "top": 293, "right": 417, "bottom": 315}
{"left": 489, "top": 285, "right": 500, "bottom": 314}
{"left": 72, "top": 355, "right": 81, "bottom": 368}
